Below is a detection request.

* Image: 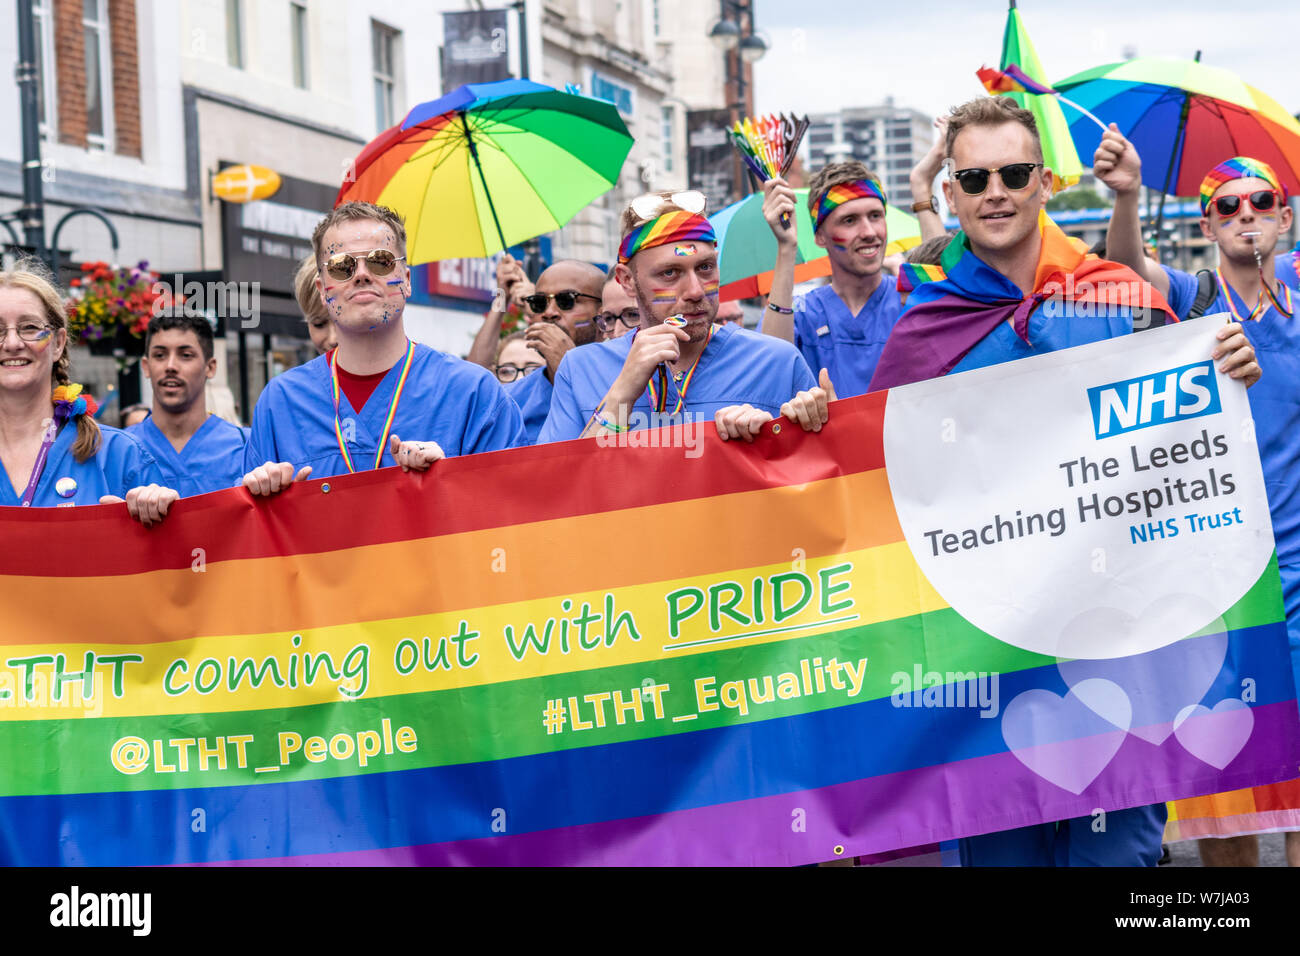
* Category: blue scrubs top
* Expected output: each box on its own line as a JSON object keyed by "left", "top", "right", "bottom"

{"left": 0, "top": 422, "right": 162, "bottom": 508}
{"left": 128, "top": 415, "right": 249, "bottom": 496}
{"left": 793, "top": 279, "right": 904, "bottom": 397}
{"left": 1163, "top": 266, "right": 1300, "bottom": 699}
{"left": 245, "top": 344, "right": 525, "bottom": 478}
{"left": 1275, "top": 251, "right": 1299, "bottom": 290}
{"left": 503, "top": 369, "right": 553, "bottom": 447}
{"left": 950, "top": 301, "right": 1133, "bottom": 374}
{"left": 538, "top": 323, "right": 817, "bottom": 444}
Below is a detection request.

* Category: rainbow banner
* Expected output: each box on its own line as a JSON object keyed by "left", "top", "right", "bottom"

{"left": 0, "top": 319, "right": 1296, "bottom": 866}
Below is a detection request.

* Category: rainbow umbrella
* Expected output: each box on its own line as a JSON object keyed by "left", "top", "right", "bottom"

{"left": 993, "top": 1, "right": 1082, "bottom": 194}
{"left": 1054, "top": 56, "right": 1300, "bottom": 233}
{"left": 709, "top": 188, "right": 920, "bottom": 302}
{"left": 337, "top": 79, "right": 633, "bottom": 262}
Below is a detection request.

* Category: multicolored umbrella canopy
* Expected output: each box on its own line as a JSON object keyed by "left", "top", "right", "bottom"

{"left": 997, "top": 3, "right": 1081, "bottom": 194}
{"left": 1055, "top": 57, "right": 1300, "bottom": 197}
{"left": 337, "top": 79, "right": 634, "bottom": 263}
{"left": 709, "top": 188, "right": 920, "bottom": 302}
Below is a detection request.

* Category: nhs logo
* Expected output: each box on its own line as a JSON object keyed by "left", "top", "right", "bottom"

{"left": 1088, "top": 361, "right": 1221, "bottom": 438}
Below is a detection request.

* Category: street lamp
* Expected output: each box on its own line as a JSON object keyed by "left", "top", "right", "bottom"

{"left": 708, "top": 17, "right": 741, "bottom": 50}
{"left": 738, "top": 32, "right": 768, "bottom": 63}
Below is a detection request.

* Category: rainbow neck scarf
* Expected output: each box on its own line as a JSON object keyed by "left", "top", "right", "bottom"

{"left": 870, "top": 213, "right": 1175, "bottom": 390}
{"left": 814, "top": 179, "right": 886, "bottom": 232}
{"left": 329, "top": 340, "right": 416, "bottom": 473}
{"left": 1200, "top": 157, "right": 1287, "bottom": 215}
{"left": 618, "top": 211, "right": 715, "bottom": 263}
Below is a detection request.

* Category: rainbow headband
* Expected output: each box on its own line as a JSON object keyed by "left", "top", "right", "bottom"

{"left": 1200, "top": 157, "right": 1287, "bottom": 215}
{"left": 618, "top": 211, "right": 715, "bottom": 263}
{"left": 814, "top": 179, "right": 887, "bottom": 232}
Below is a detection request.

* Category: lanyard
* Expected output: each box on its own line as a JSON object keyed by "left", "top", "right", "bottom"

{"left": 1216, "top": 269, "right": 1294, "bottom": 323}
{"left": 20, "top": 417, "right": 60, "bottom": 507}
{"left": 644, "top": 324, "right": 714, "bottom": 416}
{"left": 329, "top": 339, "right": 416, "bottom": 473}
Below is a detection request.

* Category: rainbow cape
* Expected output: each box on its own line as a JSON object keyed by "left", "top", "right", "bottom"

{"left": 0, "top": 385, "right": 1294, "bottom": 865}
{"left": 870, "top": 215, "right": 1174, "bottom": 390}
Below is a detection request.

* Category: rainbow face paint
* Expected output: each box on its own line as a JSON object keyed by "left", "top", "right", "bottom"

{"left": 702, "top": 280, "right": 720, "bottom": 299}
{"left": 651, "top": 289, "right": 678, "bottom": 306}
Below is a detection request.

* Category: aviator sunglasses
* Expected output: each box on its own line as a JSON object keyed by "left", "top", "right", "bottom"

{"left": 322, "top": 249, "right": 406, "bottom": 281}
{"left": 1211, "top": 190, "right": 1279, "bottom": 218}
{"left": 949, "top": 162, "right": 1043, "bottom": 196}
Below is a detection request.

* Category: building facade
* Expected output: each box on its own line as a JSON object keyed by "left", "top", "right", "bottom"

{"left": 806, "top": 99, "right": 933, "bottom": 208}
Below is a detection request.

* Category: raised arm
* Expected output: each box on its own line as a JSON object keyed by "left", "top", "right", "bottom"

{"left": 1094, "top": 123, "right": 1170, "bottom": 299}
{"left": 760, "top": 176, "right": 799, "bottom": 344}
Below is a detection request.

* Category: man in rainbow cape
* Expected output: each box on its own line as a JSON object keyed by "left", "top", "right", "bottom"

{"left": 868, "top": 96, "right": 1260, "bottom": 866}
{"left": 539, "top": 190, "right": 833, "bottom": 444}
{"left": 1097, "top": 133, "right": 1300, "bottom": 867}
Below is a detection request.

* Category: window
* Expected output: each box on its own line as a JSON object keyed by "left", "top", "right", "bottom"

{"left": 661, "top": 106, "right": 673, "bottom": 173}
{"left": 31, "top": 0, "right": 57, "bottom": 140}
{"left": 652, "top": 0, "right": 661, "bottom": 37}
{"left": 290, "top": 2, "right": 308, "bottom": 89}
{"left": 227, "top": 0, "right": 244, "bottom": 69}
{"left": 82, "top": 0, "right": 113, "bottom": 149}
{"left": 372, "top": 21, "right": 399, "bottom": 131}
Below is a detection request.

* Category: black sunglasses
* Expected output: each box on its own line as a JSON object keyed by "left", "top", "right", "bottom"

{"left": 322, "top": 249, "right": 405, "bottom": 281}
{"left": 594, "top": 308, "right": 640, "bottom": 332}
{"left": 522, "top": 291, "right": 602, "bottom": 315}
{"left": 951, "top": 162, "right": 1043, "bottom": 196}
{"left": 1213, "top": 190, "right": 1278, "bottom": 218}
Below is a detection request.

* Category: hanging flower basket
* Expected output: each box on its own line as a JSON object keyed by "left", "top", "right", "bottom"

{"left": 64, "top": 260, "right": 179, "bottom": 357}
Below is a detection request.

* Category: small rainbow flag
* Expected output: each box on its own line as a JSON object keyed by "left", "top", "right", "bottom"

{"left": 978, "top": 64, "right": 1057, "bottom": 97}
{"left": 897, "top": 262, "right": 945, "bottom": 295}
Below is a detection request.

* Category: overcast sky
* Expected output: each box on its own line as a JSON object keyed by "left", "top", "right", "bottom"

{"left": 752, "top": 0, "right": 1300, "bottom": 124}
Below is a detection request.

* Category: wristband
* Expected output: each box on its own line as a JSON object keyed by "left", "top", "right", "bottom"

{"left": 767, "top": 302, "right": 794, "bottom": 315}
{"left": 596, "top": 416, "right": 628, "bottom": 434}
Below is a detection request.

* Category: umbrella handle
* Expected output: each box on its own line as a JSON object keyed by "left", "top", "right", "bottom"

{"left": 461, "top": 111, "right": 510, "bottom": 254}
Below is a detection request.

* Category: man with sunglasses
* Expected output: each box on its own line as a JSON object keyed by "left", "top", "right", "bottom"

{"left": 1098, "top": 132, "right": 1300, "bottom": 869}
{"left": 868, "top": 97, "right": 1258, "bottom": 869}
{"left": 242, "top": 201, "right": 523, "bottom": 495}
{"left": 538, "top": 190, "right": 831, "bottom": 444}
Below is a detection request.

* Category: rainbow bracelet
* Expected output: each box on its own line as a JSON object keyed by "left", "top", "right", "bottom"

{"left": 596, "top": 415, "right": 628, "bottom": 434}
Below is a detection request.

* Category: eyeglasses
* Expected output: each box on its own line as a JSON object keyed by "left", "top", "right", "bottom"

{"left": 495, "top": 362, "right": 543, "bottom": 383}
{"left": 629, "top": 190, "right": 707, "bottom": 220}
{"left": 0, "top": 323, "right": 53, "bottom": 342}
{"left": 593, "top": 308, "right": 640, "bottom": 332}
{"left": 949, "top": 162, "right": 1043, "bottom": 196}
{"left": 321, "top": 249, "right": 406, "bottom": 281}
{"left": 1212, "top": 190, "right": 1279, "bottom": 218}
{"left": 522, "top": 291, "right": 602, "bottom": 315}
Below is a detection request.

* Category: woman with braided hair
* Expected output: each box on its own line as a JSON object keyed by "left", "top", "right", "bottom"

{"left": 0, "top": 260, "right": 177, "bottom": 524}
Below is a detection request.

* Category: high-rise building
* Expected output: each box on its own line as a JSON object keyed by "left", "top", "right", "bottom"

{"left": 805, "top": 98, "right": 933, "bottom": 207}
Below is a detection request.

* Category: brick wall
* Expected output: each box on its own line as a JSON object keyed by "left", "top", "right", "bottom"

{"left": 54, "top": 0, "right": 87, "bottom": 147}
{"left": 109, "top": 0, "right": 141, "bottom": 158}
{"left": 51, "top": 0, "right": 141, "bottom": 156}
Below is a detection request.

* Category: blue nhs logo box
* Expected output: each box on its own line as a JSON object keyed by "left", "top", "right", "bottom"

{"left": 1088, "top": 361, "right": 1221, "bottom": 438}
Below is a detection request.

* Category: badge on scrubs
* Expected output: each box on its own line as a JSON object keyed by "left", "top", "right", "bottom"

{"left": 664, "top": 314, "right": 687, "bottom": 328}
{"left": 816, "top": 325, "right": 830, "bottom": 336}
{"left": 55, "top": 476, "right": 77, "bottom": 498}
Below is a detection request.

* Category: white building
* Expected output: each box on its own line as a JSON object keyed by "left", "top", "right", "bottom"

{"left": 806, "top": 99, "right": 934, "bottom": 208}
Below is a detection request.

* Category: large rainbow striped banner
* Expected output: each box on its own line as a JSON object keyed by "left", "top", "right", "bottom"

{"left": 1, "top": 320, "right": 1296, "bottom": 866}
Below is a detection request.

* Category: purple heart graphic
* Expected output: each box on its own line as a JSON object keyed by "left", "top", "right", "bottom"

{"left": 1058, "top": 603, "right": 1228, "bottom": 745}
{"left": 1173, "top": 699, "right": 1255, "bottom": 769}
{"left": 1001, "top": 678, "right": 1132, "bottom": 795}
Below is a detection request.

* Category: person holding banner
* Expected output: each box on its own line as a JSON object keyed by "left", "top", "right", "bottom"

{"left": 127, "top": 313, "right": 249, "bottom": 496}
{"left": 242, "top": 202, "right": 523, "bottom": 495}
{"left": 1096, "top": 133, "right": 1300, "bottom": 867}
{"left": 868, "top": 96, "right": 1259, "bottom": 867}
{"left": 537, "top": 190, "right": 832, "bottom": 444}
{"left": 0, "top": 261, "right": 177, "bottom": 525}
